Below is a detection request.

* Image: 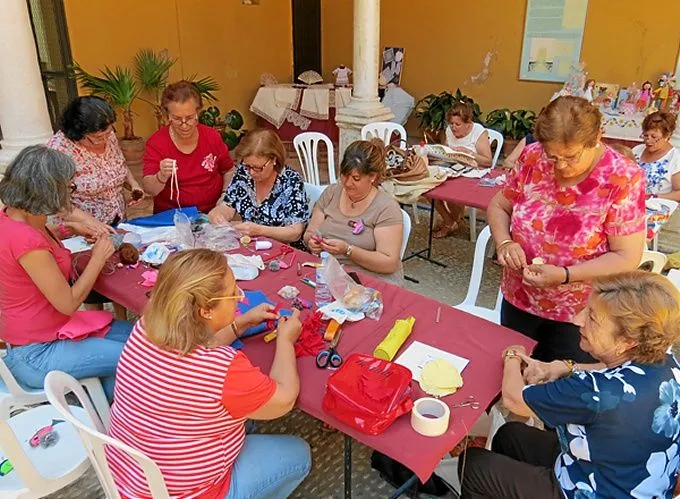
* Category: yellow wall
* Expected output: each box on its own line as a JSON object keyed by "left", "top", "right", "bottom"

{"left": 63, "top": 0, "right": 293, "bottom": 138}
{"left": 322, "top": 0, "right": 680, "bottom": 134}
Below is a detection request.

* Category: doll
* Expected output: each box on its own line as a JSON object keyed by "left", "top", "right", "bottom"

{"left": 637, "top": 81, "right": 653, "bottom": 112}
{"left": 653, "top": 74, "right": 671, "bottom": 110}
{"left": 332, "top": 65, "right": 352, "bottom": 87}
{"left": 583, "top": 79, "right": 595, "bottom": 102}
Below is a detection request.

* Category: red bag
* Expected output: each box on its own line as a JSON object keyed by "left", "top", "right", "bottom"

{"left": 322, "top": 353, "right": 414, "bottom": 435}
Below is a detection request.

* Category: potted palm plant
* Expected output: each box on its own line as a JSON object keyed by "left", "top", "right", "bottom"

{"left": 414, "top": 88, "right": 483, "bottom": 143}
{"left": 484, "top": 108, "right": 537, "bottom": 156}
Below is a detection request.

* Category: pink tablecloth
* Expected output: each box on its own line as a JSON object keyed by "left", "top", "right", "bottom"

{"left": 425, "top": 171, "right": 503, "bottom": 209}
{"left": 85, "top": 242, "right": 534, "bottom": 482}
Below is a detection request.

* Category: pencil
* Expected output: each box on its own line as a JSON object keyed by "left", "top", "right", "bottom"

{"left": 436, "top": 306, "right": 441, "bottom": 323}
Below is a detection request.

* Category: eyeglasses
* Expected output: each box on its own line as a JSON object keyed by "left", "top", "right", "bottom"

{"left": 208, "top": 286, "right": 246, "bottom": 303}
{"left": 169, "top": 114, "right": 198, "bottom": 126}
{"left": 641, "top": 133, "right": 664, "bottom": 144}
{"left": 542, "top": 147, "right": 585, "bottom": 166}
{"left": 85, "top": 126, "right": 113, "bottom": 145}
{"left": 242, "top": 158, "right": 272, "bottom": 173}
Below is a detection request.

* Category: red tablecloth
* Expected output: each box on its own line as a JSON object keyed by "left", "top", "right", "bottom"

{"left": 425, "top": 171, "right": 504, "bottom": 209}
{"left": 257, "top": 107, "right": 339, "bottom": 143}
{"left": 85, "top": 242, "right": 534, "bottom": 482}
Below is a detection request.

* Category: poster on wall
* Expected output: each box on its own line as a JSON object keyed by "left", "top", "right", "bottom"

{"left": 381, "top": 47, "right": 405, "bottom": 86}
{"left": 519, "top": 0, "right": 589, "bottom": 82}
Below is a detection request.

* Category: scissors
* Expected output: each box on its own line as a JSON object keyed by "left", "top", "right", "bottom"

{"left": 451, "top": 395, "right": 480, "bottom": 409}
{"left": 315, "top": 330, "right": 344, "bottom": 369}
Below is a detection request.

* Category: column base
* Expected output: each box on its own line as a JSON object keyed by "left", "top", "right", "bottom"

{"left": 335, "top": 99, "right": 395, "bottom": 159}
{"left": 0, "top": 133, "right": 53, "bottom": 173}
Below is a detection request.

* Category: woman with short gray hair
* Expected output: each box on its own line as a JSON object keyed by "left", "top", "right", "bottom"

{"left": 0, "top": 145, "right": 132, "bottom": 401}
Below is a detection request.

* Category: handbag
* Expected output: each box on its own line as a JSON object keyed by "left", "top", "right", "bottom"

{"left": 322, "top": 353, "right": 414, "bottom": 435}
{"left": 385, "top": 145, "right": 429, "bottom": 182}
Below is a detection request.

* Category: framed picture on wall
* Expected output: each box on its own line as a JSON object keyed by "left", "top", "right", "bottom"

{"left": 381, "top": 47, "right": 405, "bottom": 86}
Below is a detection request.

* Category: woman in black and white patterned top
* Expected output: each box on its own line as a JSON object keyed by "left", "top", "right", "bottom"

{"left": 208, "top": 129, "right": 309, "bottom": 248}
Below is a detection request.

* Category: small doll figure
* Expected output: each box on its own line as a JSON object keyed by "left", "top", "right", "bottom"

{"left": 332, "top": 65, "right": 352, "bottom": 87}
{"left": 583, "top": 79, "right": 595, "bottom": 102}
{"left": 626, "top": 82, "right": 639, "bottom": 105}
{"left": 669, "top": 93, "right": 680, "bottom": 116}
{"left": 637, "top": 81, "right": 653, "bottom": 112}
{"left": 653, "top": 74, "right": 671, "bottom": 110}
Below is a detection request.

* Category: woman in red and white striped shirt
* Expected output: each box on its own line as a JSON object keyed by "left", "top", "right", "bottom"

{"left": 107, "top": 249, "right": 311, "bottom": 498}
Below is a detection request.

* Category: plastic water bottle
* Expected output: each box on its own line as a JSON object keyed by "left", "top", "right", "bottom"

{"left": 315, "top": 252, "right": 333, "bottom": 308}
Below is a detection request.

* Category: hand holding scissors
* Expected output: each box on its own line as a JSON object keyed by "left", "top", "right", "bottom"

{"left": 315, "top": 330, "right": 343, "bottom": 369}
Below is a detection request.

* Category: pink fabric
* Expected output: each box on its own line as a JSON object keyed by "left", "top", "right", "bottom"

{"left": 501, "top": 143, "right": 646, "bottom": 322}
{"left": 80, "top": 241, "right": 535, "bottom": 483}
{"left": 47, "top": 130, "right": 128, "bottom": 225}
{"left": 56, "top": 310, "right": 112, "bottom": 341}
{"left": 0, "top": 211, "right": 73, "bottom": 345}
{"left": 425, "top": 170, "right": 503, "bottom": 209}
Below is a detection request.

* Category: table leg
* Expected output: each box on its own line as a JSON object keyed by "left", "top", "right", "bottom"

{"left": 402, "top": 199, "right": 447, "bottom": 268}
{"left": 387, "top": 473, "right": 419, "bottom": 499}
{"left": 344, "top": 434, "right": 352, "bottom": 498}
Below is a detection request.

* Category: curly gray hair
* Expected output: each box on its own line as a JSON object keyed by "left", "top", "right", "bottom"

{"left": 0, "top": 145, "right": 75, "bottom": 215}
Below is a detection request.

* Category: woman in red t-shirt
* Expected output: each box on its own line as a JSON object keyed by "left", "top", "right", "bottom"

{"left": 142, "top": 81, "right": 234, "bottom": 214}
{"left": 108, "top": 249, "right": 311, "bottom": 498}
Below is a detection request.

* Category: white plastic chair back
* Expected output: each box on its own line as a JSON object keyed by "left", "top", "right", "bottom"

{"left": 485, "top": 128, "right": 504, "bottom": 168}
{"left": 647, "top": 198, "right": 679, "bottom": 251}
{"left": 361, "top": 122, "right": 408, "bottom": 147}
{"left": 400, "top": 209, "right": 411, "bottom": 259}
{"left": 304, "top": 182, "right": 327, "bottom": 218}
{"left": 293, "top": 132, "right": 336, "bottom": 186}
{"left": 0, "top": 353, "right": 110, "bottom": 428}
{"left": 639, "top": 250, "right": 667, "bottom": 274}
{"left": 455, "top": 225, "right": 502, "bottom": 323}
{"left": 0, "top": 403, "right": 90, "bottom": 498}
{"left": 45, "top": 371, "right": 170, "bottom": 499}
{"left": 667, "top": 269, "right": 680, "bottom": 290}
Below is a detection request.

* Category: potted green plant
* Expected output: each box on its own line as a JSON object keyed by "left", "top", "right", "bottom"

{"left": 484, "top": 108, "right": 537, "bottom": 156}
{"left": 199, "top": 107, "right": 246, "bottom": 149}
{"left": 414, "top": 88, "right": 483, "bottom": 142}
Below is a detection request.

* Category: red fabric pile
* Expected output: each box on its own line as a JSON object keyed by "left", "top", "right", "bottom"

{"left": 294, "top": 311, "right": 326, "bottom": 358}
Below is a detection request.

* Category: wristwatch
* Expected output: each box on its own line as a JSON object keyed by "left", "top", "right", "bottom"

{"left": 345, "top": 244, "right": 353, "bottom": 257}
{"left": 562, "top": 359, "right": 576, "bottom": 375}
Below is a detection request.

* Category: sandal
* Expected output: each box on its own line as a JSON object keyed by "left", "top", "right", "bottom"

{"left": 433, "top": 223, "right": 458, "bottom": 239}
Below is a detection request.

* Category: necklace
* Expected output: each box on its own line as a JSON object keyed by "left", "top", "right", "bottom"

{"left": 169, "top": 127, "right": 198, "bottom": 152}
{"left": 345, "top": 188, "right": 373, "bottom": 209}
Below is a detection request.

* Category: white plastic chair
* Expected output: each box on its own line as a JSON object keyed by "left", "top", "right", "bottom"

{"left": 45, "top": 371, "right": 170, "bottom": 499}
{"left": 454, "top": 225, "right": 502, "bottom": 324}
{"left": 639, "top": 250, "right": 667, "bottom": 273}
{"left": 468, "top": 129, "right": 505, "bottom": 243}
{"left": 293, "top": 132, "right": 336, "bottom": 186}
{"left": 647, "top": 198, "right": 679, "bottom": 251}
{"left": 400, "top": 208, "right": 412, "bottom": 259}
{"left": 304, "top": 182, "right": 327, "bottom": 218}
{"left": 0, "top": 352, "right": 110, "bottom": 429}
{"left": 0, "top": 403, "right": 91, "bottom": 498}
{"left": 361, "top": 122, "right": 408, "bottom": 147}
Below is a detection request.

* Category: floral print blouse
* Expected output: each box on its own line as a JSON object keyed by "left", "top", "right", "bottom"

{"left": 523, "top": 355, "right": 680, "bottom": 498}
{"left": 632, "top": 145, "right": 680, "bottom": 196}
{"left": 502, "top": 143, "right": 646, "bottom": 322}
{"left": 47, "top": 130, "right": 128, "bottom": 225}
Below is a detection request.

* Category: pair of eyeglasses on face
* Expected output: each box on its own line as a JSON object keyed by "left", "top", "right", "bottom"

{"left": 641, "top": 133, "right": 663, "bottom": 143}
{"left": 542, "top": 147, "right": 585, "bottom": 166}
{"left": 208, "top": 286, "right": 246, "bottom": 303}
{"left": 169, "top": 114, "right": 199, "bottom": 126}
{"left": 85, "top": 126, "right": 113, "bottom": 145}
{"left": 242, "top": 158, "right": 272, "bottom": 173}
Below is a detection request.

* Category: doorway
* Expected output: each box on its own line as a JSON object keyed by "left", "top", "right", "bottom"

{"left": 25, "top": 0, "right": 78, "bottom": 129}
{"left": 292, "top": 0, "right": 322, "bottom": 79}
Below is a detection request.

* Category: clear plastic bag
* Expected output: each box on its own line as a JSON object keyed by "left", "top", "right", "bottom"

{"left": 322, "top": 254, "right": 384, "bottom": 320}
{"left": 173, "top": 211, "right": 195, "bottom": 249}
{"left": 195, "top": 224, "right": 240, "bottom": 252}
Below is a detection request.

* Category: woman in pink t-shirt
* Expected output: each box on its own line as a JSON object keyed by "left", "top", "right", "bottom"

{"left": 488, "top": 96, "right": 646, "bottom": 363}
{"left": 0, "top": 146, "right": 133, "bottom": 400}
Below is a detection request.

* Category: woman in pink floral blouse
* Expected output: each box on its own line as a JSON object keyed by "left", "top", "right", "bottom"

{"left": 488, "top": 96, "right": 646, "bottom": 363}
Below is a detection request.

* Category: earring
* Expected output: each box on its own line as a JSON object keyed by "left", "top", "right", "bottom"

{"left": 207, "top": 314, "right": 213, "bottom": 320}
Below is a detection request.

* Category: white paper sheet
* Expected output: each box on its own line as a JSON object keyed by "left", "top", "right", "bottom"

{"left": 62, "top": 236, "right": 92, "bottom": 254}
{"left": 395, "top": 341, "right": 470, "bottom": 381}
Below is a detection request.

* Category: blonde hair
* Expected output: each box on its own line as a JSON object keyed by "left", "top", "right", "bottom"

{"left": 233, "top": 128, "right": 286, "bottom": 173}
{"left": 591, "top": 271, "right": 680, "bottom": 363}
{"left": 144, "top": 249, "right": 232, "bottom": 354}
{"left": 446, "top": 101, "right": 474, "bottom": 124}
{"left": 535, "top": 96, "right": 601, "bottom": 148}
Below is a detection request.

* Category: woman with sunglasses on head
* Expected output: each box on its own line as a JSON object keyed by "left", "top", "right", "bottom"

{"left": 107, "top": 249, "right": 311, "bottom": 499}
{"left": 47, "top": 95, "right": 143, "bottom": 233}
{"left": 142, "top": 80, "right": 234, "bottom": 214}
{"left": 488, "top": 96, "right": 646, "bottom": 363}
{"left": 208, "top": 128, "right": 309, "bottom": 248}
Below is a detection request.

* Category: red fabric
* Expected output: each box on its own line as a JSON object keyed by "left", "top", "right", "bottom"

{"left": 425, "top": 170, "right": 503, "bottom": 209}
{"left": 0, "top": 211, "right": 71, "bottom": 345}
{"left": 256, "top": 107, "right": 339, "bottom": 143}
{"left": 294, "top": 312, "right": 326, "bottom": 357}
{"left": 221, "top": 351, "right": 276, "bottom": 419}
{"left": 143, "top": 125, "right": 233, "bottom": 214}
{"left": 82, "top": 242, "right": 536, "bottom": 483}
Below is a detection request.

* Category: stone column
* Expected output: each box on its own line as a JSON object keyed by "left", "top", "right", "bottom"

{"left": 0, "top": 0, "right": 53, "bottom": 171}
{"left": 335, "top": 0, "right": 394, "bottom": 159}
{"left": 671, "top": 120, "right": 680, "bottom": 149}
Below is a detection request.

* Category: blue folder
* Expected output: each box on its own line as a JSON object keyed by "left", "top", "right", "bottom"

{"left": 127, "top": 207, "right": 200, "bottom": 227}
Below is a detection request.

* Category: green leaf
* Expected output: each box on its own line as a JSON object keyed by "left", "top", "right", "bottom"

{"left": 133, "top": 49, "right": 176, "bottom": 93}
{"left": 71, "top": 63, "right": 139, "bottom": 110}
{"left": 187, "top": 74, "right": 220, "bottom": 103}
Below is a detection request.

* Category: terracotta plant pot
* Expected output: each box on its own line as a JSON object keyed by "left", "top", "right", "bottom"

{"left": 502, "top": 138, "right": 520, "bottom": 158}
{"left": 119, "top": 137, "right": 145, "bottom": 172}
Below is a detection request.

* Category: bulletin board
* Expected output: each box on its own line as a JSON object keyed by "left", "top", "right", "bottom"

{"left": 519, "top": 0, "right": 589, "bottom": 82}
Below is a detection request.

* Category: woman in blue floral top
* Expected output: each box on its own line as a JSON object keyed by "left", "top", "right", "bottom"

{"left": 460, "top": 271, "right": 680, "bottom": 498}
{"left": 208, "top": 129, "right": 309, "bottom": 248}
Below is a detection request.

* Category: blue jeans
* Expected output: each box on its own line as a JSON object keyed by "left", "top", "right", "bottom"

{"left": 3, "top": 320, "right": 133, "bottom": 401}
{"left": 225, "top": 434, "right": 311, "bottom": 499}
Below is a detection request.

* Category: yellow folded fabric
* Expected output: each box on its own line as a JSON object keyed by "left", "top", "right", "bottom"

{"left": 373, "top": 316, "right": 416, "bottom": 361}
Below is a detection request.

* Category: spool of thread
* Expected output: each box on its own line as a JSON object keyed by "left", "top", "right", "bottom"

{"left": 373, "top": 316, "right": 416, "bottom": 361}
{"left": 411, "top": 397, "right": 450, "bottom": 437}
{"left": 255, "top": 240, "right": 273, "bottom": 250}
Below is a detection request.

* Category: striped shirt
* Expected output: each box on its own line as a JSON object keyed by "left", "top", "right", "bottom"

{"left": 106, "top": 320, "right": 273, "bottom": 498}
